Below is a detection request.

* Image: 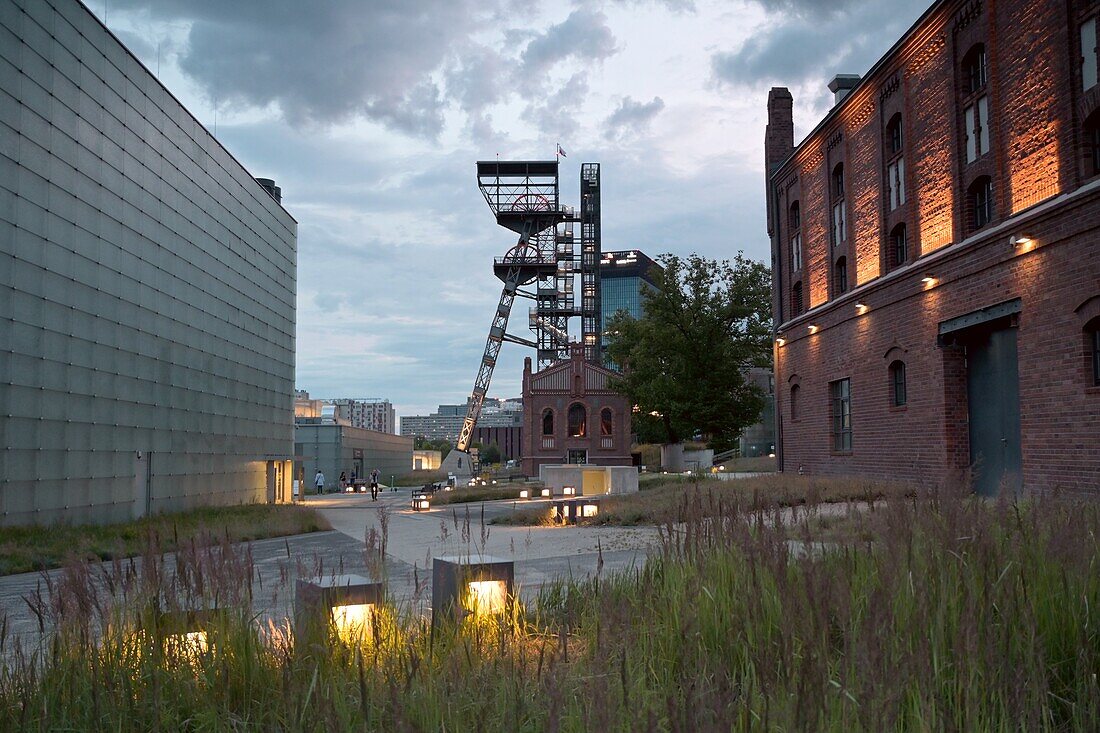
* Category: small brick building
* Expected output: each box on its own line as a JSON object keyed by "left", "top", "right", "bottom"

{"left": 765, "top": 0, "right": 1100, "bottom": 495}
{"left": 521, "top": 346, "right": 633, "bottom": 476}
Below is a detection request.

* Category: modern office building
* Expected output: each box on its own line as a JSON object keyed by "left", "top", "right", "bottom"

{"left": 1, "top": 0, "right": 297, "bottom": 524}
{"left": 401, "top": 398, "right": 522, "bottom": 443}
{"left": 599, "top": 249, "right": 662, "bottom": 327}
{"left": 765, "top": 0, "right": 1100, "bottom": 495}
{"left": 327, "top": 398, "right": 396, "bottom": 434}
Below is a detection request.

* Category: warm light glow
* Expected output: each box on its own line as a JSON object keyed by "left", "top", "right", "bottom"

{"left": 718, "top": 465, "right": 725, "bottom": 471}
{"left": 1011, "top": 234, "right": 1036, "bottom": 252}
{"left": 921, "top": 276, "right": 937, "bottom": 288}
{"left": 581, "top": 503, "right": 598, "bottom": 518}
{"left": 808, "top": 324, "right": 819, "bottom": 334}
{"left": 165, "top": 630, "right": 209, "bottom": 656}
{"left": 519, "top": 489, "right": 529, "bottom": 498}
{"left": 562, "top": 504, "right": 572, "bottom": 517}
{"left": 776, "top": 337, "right": 786, "bottom": 346}
{"left": 855, "top": 302, "right": 868, "bottom": 314}
{"left": 332, "top": 603, "right": 373, "bottom": 637}
{"left": 563, "top": 486, "right": 576, "bottom": 496}
{"left": 540, "top": 488, "right": 551, "bottom": 497}
{"left": 466, "top": 580, "right": 507, "bottom": 615}
{"left": 413, "top": 495, "right": 430, "bottom": 511}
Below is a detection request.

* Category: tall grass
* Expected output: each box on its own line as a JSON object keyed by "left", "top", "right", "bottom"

{"left": 2, "top": 485, "right": 1097, "bottom": 730}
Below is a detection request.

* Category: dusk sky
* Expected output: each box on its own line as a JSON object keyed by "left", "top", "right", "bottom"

{"left": 100, "top": 0, "right": 925, "bottom": 424}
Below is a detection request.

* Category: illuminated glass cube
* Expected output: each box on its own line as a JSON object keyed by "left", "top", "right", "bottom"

{"left": 295, "top": 574, "right": 383, "bottom": 641}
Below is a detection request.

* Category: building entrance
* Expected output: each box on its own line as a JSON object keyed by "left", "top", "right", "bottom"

{"left": 965, "top": 326, "right": 1022, "bottom": 496}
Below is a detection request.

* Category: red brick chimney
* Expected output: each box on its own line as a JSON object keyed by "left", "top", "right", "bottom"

{"left": 764, "top": 87, "right": 794, "bottom": 237}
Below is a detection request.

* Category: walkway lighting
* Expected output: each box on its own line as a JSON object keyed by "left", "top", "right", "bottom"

{"left": 432, "top": 556, "right": 514, "bottom": 622}
{"left": 295, "top": 574, "right": 382, "bottom": 641}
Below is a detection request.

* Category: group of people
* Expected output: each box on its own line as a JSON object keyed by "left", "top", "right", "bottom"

{"left": 313, "top": 467, "right": 383, "bottom": 499}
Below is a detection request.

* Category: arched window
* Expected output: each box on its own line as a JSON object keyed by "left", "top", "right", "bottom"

{"left": 1084, "top": 110, "right": 1100, "bottom": 178}
{"left": 568, "top": 403, "right": 587, "bottom": 437}
{"left": 789, "top": 201, "right": 801, "bottom": 229}
{"left": 542, "top": 408, "right": 554, "bottom": 435}
{"left": 886, "top": 113, "right": 903, "bottom": 155}
{"left": 790, "top": 384, "right": 800, "bottom": 421}
{"left": 969, "top": 176, "right": 994, "bottom": 230}
{"left": 963, "top": 44, "right": 987, "bottom": 94}
{"left": 600, "top": 408, "right": 613, "bottom": 436}
{"left": 831, "top": 163, "right": 846, "bottom": 246}
{"left": 789, "top": 201, "right": 803, "bottom": 271}
{"left": 1087, "top": 316, "right": 1100, "bottom": 386}
{"left": 835, "top": 257, "right": 848, "bottom": 294}
{"left": 792, "top": 281, "right": 803, "bottom": 317}
{"left": 889, "top": 223, "right": 908, "bottom": 270}
{"left": 889, "top": 360, "right": 907, "bottom": 407}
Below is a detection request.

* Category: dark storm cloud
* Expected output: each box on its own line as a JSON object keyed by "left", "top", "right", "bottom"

{"left": 711, "top": 0, "right": 923, "bottom": 88}
{"left": 109, "top": 0, "right": 500, "bottom": 135}
{"left": 518, "top": 9, "right": 619, "bottom": 79}
{"left": 604, "top": 96, "right": 665, "bottom": 140}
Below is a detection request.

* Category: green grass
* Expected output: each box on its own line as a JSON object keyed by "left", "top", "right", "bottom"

{"left": 0, "top": 503, "right": 330, "bottom": 576}
{"left": 2, "top": 488, "right": 1098, "bottom": 730}
{"left": 495, "top": 473, "right": 913, "bottom": 527}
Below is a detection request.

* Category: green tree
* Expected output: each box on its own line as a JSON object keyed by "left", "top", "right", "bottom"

{"left": 480, "top": 442, "right": 502, "bottom": 465}
{"left": 605, "top": 252, "right": 772, "bottom": 450}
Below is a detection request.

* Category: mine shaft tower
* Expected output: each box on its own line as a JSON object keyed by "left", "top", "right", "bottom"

{"left": 454, "top": 160, "right": 602, "bottom": 455}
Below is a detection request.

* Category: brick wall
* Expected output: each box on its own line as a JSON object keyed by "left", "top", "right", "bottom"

{"left": 765, "top": 0, "right": 1100, "bottom": 493}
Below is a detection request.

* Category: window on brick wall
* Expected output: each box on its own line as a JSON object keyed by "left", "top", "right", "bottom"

{"left": 600, "top": 408, "right": 613, "bottom": 436}
{"left": 792, "top": 281, "right": 803, "bottom": 316}
{"left": 885, "top": 114, "right": 906, "bottom": 212}
{"left": 568, "top": 403, "right": 586, "bottom": 437}
{"left": 831, "top": 163, "right": 846, "bottom": 247}
{"left": 1088, "top": 317, "right": 1100, "bottom": 386}
{"left": 964, "top": 96, "right": 990, "bottom": 163}
{"left": 830, "top": 378, "right": 852, "bottom": 452}
{"left": 889, "top": 223, "right": 908, "bottom": 270}
{"left": 1082, "top": 18, "right": 1098, "bottom": 91}
{"left": 542, "top": 408, "right": 554, "bottom": 435}
{"left": 963, "top": 44, "right": 987, "bottom": 94}
{"left": 970, "top": 176, "right": 994, "bottom": 230}
{"left": 889, "top": 360, "right": 907, "bottom": 407}
{"left": 789, "top": 201, "right": 802, "bottom": 271}
{"left": 835, "top": 257, "right": 848, "bottom": 294}
{"left": 1086, "top": 111, "right": 1100, "bottom": 177}
{"left": 790, "top": 384, "right": 801, "bottom": 421}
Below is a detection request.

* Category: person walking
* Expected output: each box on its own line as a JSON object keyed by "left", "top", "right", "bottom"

{"left": 339, "top": 471, "right": 347, "bottom": 491}
{"left": 370, "top": 468, "right": 380, "bottom": 501}
{"left": 314, "top": 469, "right": 325, "bottom": 495}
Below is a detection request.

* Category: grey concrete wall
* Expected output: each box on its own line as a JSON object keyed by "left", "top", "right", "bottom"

{"left": 295, "top": 425, "right": 413, "bottom": 492}
{"left": 0, "top": 0, "right": 297, "bottom": 524}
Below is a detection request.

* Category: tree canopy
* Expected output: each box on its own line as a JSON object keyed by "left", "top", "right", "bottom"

{"left": 604, "top": 253, "right": 772, "bottom": 449}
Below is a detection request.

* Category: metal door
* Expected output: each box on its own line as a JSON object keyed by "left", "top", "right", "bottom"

{"left": 966, "top": 327, "right": 1022, "bottom": 496}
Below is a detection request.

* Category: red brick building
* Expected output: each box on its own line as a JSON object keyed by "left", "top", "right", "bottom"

{"left": 766, "top": 0, "right": 1100, "bottom": 495}
{"left": 520, "top": 346, "right": 633, "bottom": 476}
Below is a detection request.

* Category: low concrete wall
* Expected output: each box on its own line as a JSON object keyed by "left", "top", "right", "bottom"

{"left": 538, "top": 465, "right": 639, "bottom": 495}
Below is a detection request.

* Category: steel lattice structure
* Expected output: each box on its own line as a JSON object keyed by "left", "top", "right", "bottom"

{"left": 455, "top": 160, "right": 602, "bottom": 456}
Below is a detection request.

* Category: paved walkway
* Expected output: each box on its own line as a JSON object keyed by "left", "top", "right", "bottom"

{"left": 0, "top": 487, "right": 662, "bottom": 651}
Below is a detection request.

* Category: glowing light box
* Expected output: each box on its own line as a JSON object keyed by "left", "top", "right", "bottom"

{"left": 432, "top": 556, "right": 514, "bottom": 622}
{"left": 295, "top": 574, "right": 383, "bottom": 641}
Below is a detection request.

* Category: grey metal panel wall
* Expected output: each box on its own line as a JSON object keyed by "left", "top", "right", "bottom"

{"left": 0, "top": 0, "right": 297, "bottom": 524}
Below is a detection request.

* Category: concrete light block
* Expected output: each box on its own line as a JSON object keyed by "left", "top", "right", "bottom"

{"left": 432, "top": 556, "right": 514, "bottom": 622}
{"left": 295, "top": 574, "right": 383, "bottom": 640}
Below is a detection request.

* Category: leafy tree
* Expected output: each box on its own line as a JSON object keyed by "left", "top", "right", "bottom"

{"left": 480, "top": 443, "right": 502, "bottom": 465}
{"left": 605, "top": 252, "right": 772, "bottom": 450}
{"left": 413, "top": 436, "right": 452, "bottom": 460}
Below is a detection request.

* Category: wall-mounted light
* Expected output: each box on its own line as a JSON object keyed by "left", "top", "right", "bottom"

{"left": 855, "top": 302, "right": 868, "bottom": 314}
{"left": 776, "top": 336, "right": 787, "bottom": 346}
{"left": 412, "top": 494, "right": 431, "bottom": 511}
{"left": 921, "top": 275, "right": 937, "bottom": 288}
{"left": 432, "top": 556, "right": 514, "bottom": 622}
{"left": 808, "top": 324, "right": 819, "bottom": 334}
{"left": 295, "top": 574, "right": 383, "bottom": 642}
{"left": 1009, "top": 233, "right": 1034, "bottom": 249}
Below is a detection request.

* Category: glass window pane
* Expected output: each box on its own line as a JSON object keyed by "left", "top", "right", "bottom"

{"left": 897, "top": 158, "right": 906, "bottom": 205}
{"left": 965, "top": 105, "right": 976, "bottom": 162}
{"left": 978, "top": 97, "right": 990, "bottom": 155}
{"left": 1083, "top": 20, "right": 1097, "bottom": 90}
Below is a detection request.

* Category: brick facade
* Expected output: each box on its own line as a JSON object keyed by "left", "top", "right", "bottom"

{"left": 521, "top": 347, "right": 632, "bottom": 476}
{"left": 766, "top": 0, "right": 1100, "bottom": 494}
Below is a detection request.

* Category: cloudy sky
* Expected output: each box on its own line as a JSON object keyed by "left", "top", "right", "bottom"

{"left": 100, "top": 0, "right": 924, "bottom": 424}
